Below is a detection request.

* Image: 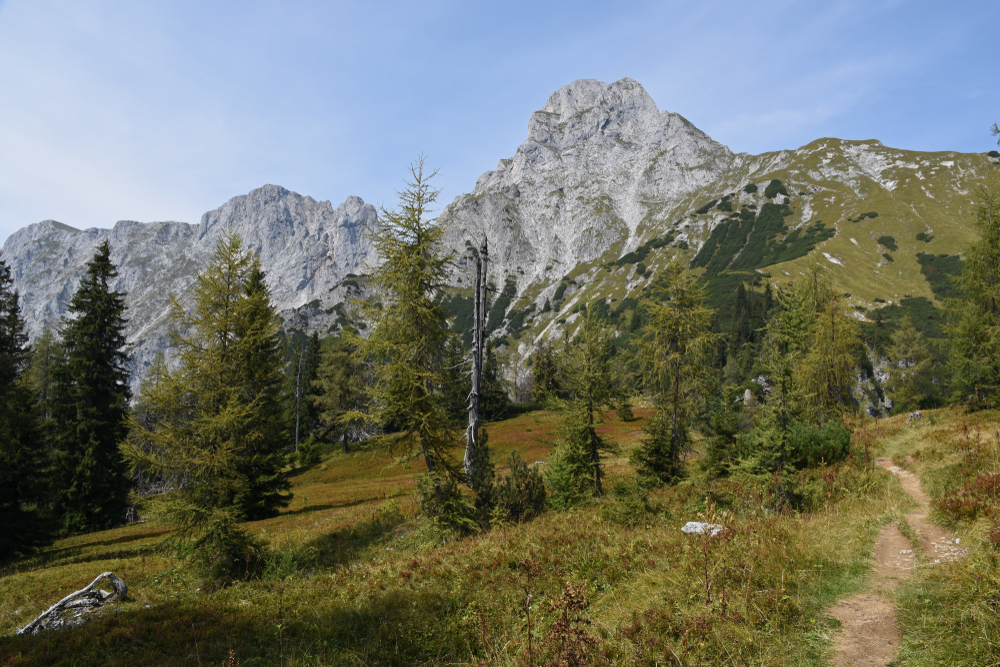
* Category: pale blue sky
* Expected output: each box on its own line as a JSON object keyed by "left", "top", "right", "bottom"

{"left": 1, "top": 0, "right": 997, "bottom": 245}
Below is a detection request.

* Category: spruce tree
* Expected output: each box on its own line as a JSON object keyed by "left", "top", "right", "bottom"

{"left": 547, "top": 309, "right": 618, "bottom": 499}
{"left": 51, "top": 240, "right": 131, "bottom": 534}
{"left": 631, "top": 263, "right": 717, "bottom": 485}
{"left": 0, "top": 257, "right": 52, "bottom": 558}
{"left": 123, "top": 231, "right": 287, "bottom": 579}
{"left": 232, "top": 264, "right": 290, "bottom": 519}
{"left": 480, "top": 340, "right": 512, "bottom": 421}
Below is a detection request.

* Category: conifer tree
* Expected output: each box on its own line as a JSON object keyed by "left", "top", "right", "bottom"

{"left": 363, "top": 157, "right": 466, "bottom": 516}
{"left": 530, "top": 343, "right": 559, "bottom": 403}
{"left": 480, "top": 340, "right": 512, "bottom": 421}
{"left": 26, "top": 326, "right": 61, "bottom": 418}
{"left": 887, "top": 318, "right": 935, "bottom": 412}
{"left": 547, "top": 310, "right": 618, "bottom": 500}
{"left": 799, "top": 289, "right": 861, "bottom": 423}
{"left": 948, "top": 169, "right": 1000, "bottom": 407}
{"left": 753, "top": 280, "right": 815, "bottom": 477}
{"left": 51, "top": 240, "right": 131, "bottom": 534}
{"left": 0, "top": 257, "right": 52, "bottom": 558}
{"left": 232, "top": 264, "right": 290, "bottom": 519}
{"left": 631, "top": 263, "right": 717, "bottom": 485}
{"left": 123, "top": 231, "right": 287, "bottom": 579}
{"left": 313, "top": 329, "right": 368, "bottom": 453}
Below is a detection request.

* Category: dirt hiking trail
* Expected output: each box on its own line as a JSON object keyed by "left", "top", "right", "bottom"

{"left": 828, "top": 458, "right": 966, "bottom": 666}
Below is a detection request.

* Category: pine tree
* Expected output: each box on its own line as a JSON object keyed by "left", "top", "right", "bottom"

{"left": 51, "top": 240, "right": 132, "bottom": 534}
{"left": 123, "top": 231, "right": 287, "bottom": 580}
{"left": 0, "top": 256, "right": 53, "bottom": 558}
{"left": 948, "top": 169, "right": 1000, "bottom": 407}
{"left": 631, "top": 263, "right": 717, "bottom": 485}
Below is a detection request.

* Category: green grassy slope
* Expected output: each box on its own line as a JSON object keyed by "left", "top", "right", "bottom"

{"left": 1, "top": 411, "right": 913, "bottom": 666}
{"left": 485, "top": 142, "right": 996, "bottom": 349}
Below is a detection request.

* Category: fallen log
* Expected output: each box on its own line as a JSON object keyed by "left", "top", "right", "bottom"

{"left": 17, "top": 572, "right": 128, "bottom": 635}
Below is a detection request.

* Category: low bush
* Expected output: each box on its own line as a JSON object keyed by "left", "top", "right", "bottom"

{"left": 877, "top": 235, "right": 898, "bottom": 251}
{"left": 763, "top": 179, "right": 788, "bottom": 199}
{"left": 744, "top": 182, "right": 758, "bottom": 193}
{"left": 788, "top": 421, "right": 851, "bottom": 468}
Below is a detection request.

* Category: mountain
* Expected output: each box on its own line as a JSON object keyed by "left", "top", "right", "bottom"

{"left": 1, "top": 186, "right": 377, "bottom": 388}
{"left": 3, "top": 77, "right": 997, "bottom": 388}
{"left": 438, "top": 78, "right": 997, "bottom": 355}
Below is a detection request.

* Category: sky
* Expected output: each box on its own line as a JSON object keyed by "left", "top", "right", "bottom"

{"left": 1, "top": 0, "right": 998, "bottom": 246}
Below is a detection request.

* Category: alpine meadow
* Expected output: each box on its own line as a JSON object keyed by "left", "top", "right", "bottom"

{"left": 3, "top": 76, "right": 1000, "bottom": 667}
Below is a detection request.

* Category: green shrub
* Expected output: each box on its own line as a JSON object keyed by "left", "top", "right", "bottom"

{"left": 744, "top": 183, "right": 758, "bottom": 193}
{"left": 417, "top": 472, "right": 478, "bottom": 537}
{"left": 916, "top": 232, "right": 933, "bottom": 243}
{"left": 695, "top": 199, "right": 719, "bottom": 215}
{"left": 717, "top": 199, "right": 733, "bottom": 212}
{"left": 635, "top": 262, "right": 647, "bottom": 276}
{"left": 763, "top": 179, "right": 788, "bottom": 199}
{"left": 297, "top": 437, "right": 322, "bottom": 466}
{"left": 988, "top": 150, "right": 1000, "bottom": 158}
{"left": 877, "top": 235, "right": 898, "bottom": 251}
{"left": 554, "top": 282, "right": 567, "bottom": 301}
{"left": 883, "top": 253, "right": 894, "bottom": 263}
{"left": 494, "top": 451, "right": 547, "bottom": 523}
{"left": 788, "top": 422, "right": 851, "bottom": 468}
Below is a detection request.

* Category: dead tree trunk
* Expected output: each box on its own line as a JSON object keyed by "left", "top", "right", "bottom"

{"left": 294, "top": 342, "right": 304, "bottom": 452}
{"left": 18, "top": 572, "right": 128, "bottom": 635}
{"left": 464, "top": 239, "right": 488, "bottom": 487}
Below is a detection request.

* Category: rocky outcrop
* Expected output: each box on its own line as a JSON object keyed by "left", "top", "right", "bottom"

{"left": 1, "top": 186, "right": 377, "bottom": 389}
{"left": 438, "top": 77, "right": 734, "bottom": 287}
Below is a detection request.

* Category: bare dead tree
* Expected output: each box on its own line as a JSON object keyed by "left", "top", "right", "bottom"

{"left": 464, "top": 238, "right": 488, "bottom": 487}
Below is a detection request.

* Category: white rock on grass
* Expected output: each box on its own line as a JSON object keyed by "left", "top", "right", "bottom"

{"left": 681, "top": 521, "right": 726, "bottom": 536}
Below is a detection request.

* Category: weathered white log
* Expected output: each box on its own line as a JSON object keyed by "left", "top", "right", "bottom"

{"left": 17, "top": 572, "right": 128, "bottom": 635}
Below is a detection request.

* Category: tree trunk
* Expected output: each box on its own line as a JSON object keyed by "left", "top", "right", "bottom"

{"left": 18, "top": 572, "right": 128, "bottom": 635}
{"left": 294, "top": 343, "right": 303, "bottom": 452}
{"left": 464, "top": 239, "right": 488, "bottom": 487}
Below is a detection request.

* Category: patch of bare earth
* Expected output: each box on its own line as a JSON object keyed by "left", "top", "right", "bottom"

{"left": 827, "top": 458, "right": 964, "bottom": 666}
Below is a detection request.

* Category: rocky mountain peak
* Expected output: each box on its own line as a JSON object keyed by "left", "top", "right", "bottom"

{"left": 440, "top": 78, "right": 734, "bottom": 292}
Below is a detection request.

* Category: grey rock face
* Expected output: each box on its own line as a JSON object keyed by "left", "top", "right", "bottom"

{"left": 2, "top": 185, "right": 377, "bottom": 390}
{"left": 438, "top": 77, "right": 734, "bottom": 287}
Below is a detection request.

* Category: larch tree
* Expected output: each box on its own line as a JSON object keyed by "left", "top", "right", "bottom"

{"left": 51, "top": 240, "right": 132, "bottom": 534}
{"left": 631, "top": 262, "right": 717, "bottom": 485}
{"left": 123, "top": 231, "right": 288, "bottom": 581}
{"left": 799, "top": 288, "right": 861, "bottom": 424}
{"left": 887, "top": 317, "right": 935, "bottom": 412}
{"left": 0, "top": 256, "right": 53, "bottom": 558}
{"left": 363, "top": 158, "right": 469, "bottom": 529}
{"left": 313, "top": 329, "right": 368, "bottom": 453}
{"left": 948, "top": 167, "right": 1000, "bottom": 408}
